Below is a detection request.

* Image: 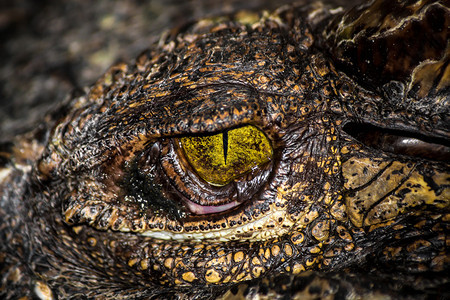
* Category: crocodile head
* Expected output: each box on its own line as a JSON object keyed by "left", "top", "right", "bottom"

{"left": 1, "top": 0, "right": 449, "bottom": 298}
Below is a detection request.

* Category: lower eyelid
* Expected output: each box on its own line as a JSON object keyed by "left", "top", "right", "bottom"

{"left": 183, "top": 199, "right": 241, "bottom": 215}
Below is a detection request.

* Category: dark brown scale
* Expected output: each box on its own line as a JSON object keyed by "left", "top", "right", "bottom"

{"left": 326, "top": 0, "right": 449, "bottom": 92}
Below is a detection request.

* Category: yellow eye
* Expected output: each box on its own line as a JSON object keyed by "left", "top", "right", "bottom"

{"left": 180, "top": 125, "right": 272, "bottom": 186}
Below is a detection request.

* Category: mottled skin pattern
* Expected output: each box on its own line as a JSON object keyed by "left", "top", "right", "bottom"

{"left": 1, "top": 0, "right": 449, "bottom": 299}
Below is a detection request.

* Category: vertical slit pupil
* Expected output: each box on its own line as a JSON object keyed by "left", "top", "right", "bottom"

{"left": 223, "top": 130, "right": 229, "bottom": 164}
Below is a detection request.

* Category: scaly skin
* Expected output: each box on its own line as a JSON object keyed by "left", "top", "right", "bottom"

{"left": 1, "top": 0, "right": 449, "bottom": 299}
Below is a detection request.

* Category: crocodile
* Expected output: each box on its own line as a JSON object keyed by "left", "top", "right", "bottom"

{"left": 1, "top": 0, "right": 449, "bottom": 298}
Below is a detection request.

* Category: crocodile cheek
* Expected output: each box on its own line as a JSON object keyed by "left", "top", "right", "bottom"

{"left": 342, "top": 156, "right": 450, "bottom": 228}
{"left": 112, "top": 182, "right": 325, "bottom": 288}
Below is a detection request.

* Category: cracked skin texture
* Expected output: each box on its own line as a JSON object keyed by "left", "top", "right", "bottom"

{"left": 0, "top": 0, "right": 449, "bottom": 298}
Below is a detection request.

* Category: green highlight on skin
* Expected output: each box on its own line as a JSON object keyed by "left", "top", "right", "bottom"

{"left": 181, "top": 125, "right": 272, "bottom": 186}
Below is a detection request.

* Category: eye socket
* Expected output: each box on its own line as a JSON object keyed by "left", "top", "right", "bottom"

{"left": 180, "top": 125, "right": 272, "bottom": 186}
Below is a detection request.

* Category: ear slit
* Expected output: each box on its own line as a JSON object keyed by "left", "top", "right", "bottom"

{"left": 343, "top": 122, "right": 450, "bottom": 161}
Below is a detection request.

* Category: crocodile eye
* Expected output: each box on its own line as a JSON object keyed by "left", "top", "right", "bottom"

{"left": 180, "top": 125, "right": 272, "bottom": 186}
